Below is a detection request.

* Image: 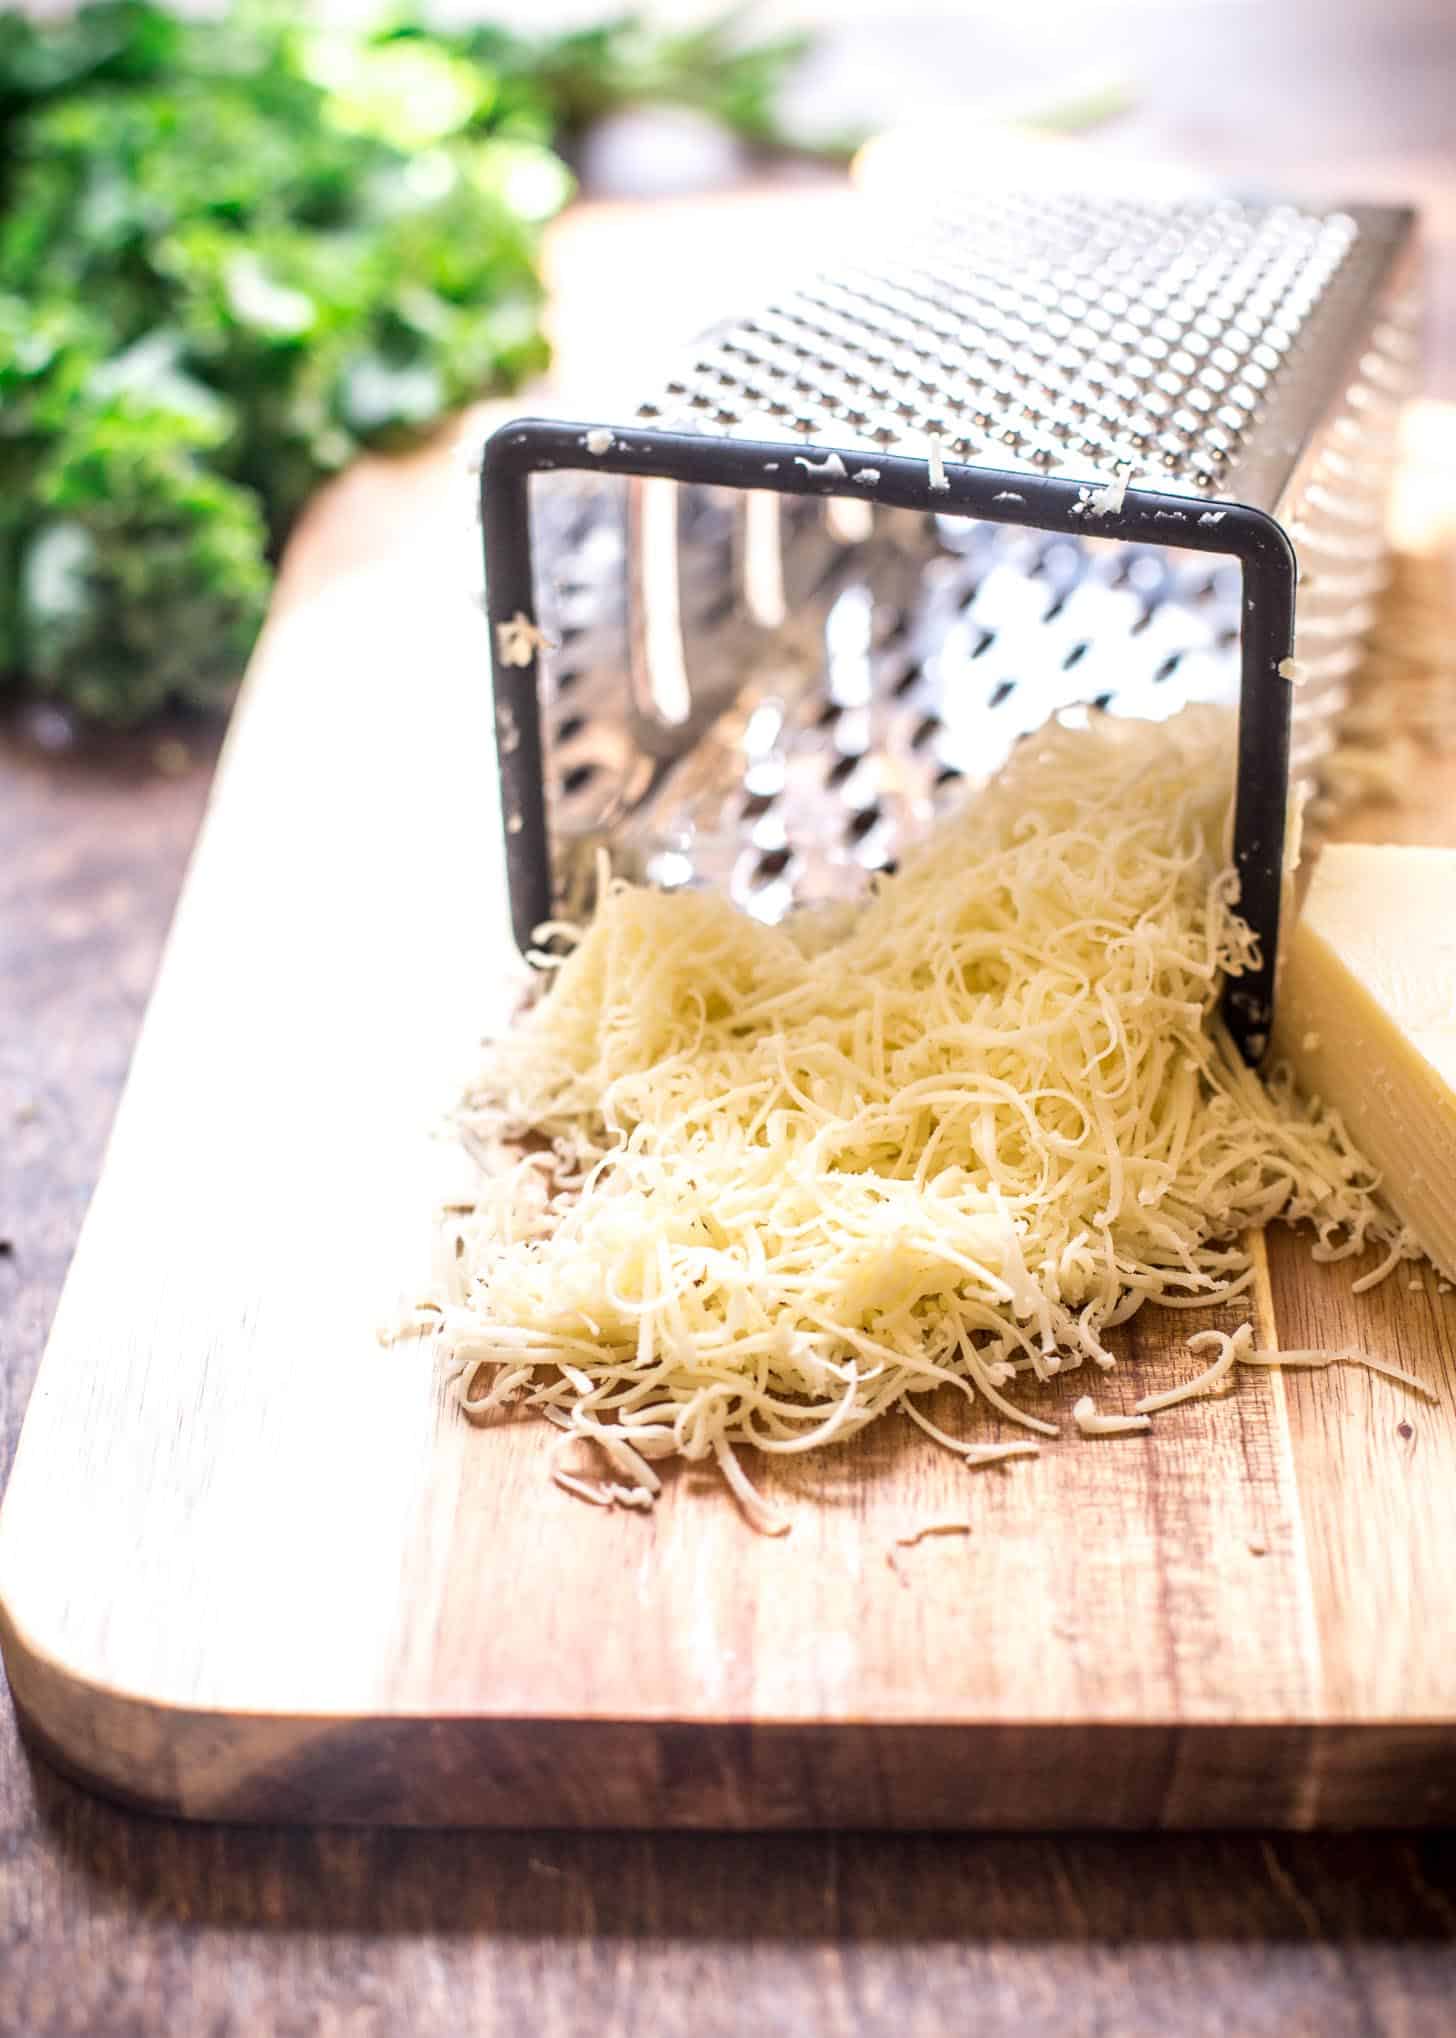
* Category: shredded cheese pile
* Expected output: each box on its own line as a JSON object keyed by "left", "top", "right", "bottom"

{"left": 431, "top": 705, "right": 1407, "bottom": 1530}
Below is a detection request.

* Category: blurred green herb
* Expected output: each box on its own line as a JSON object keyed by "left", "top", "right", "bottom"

{"left": 427, "top": 10, "right": 840, "bottom": 156}
{"left": 0, "top": 1, "right": 829, "bottom": 724}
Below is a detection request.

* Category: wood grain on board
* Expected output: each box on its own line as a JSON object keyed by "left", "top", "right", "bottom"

{"left": 1, "top": 416, "right": 1454, "bottom": 1827}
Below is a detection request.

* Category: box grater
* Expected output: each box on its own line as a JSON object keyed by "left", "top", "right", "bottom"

{"left": 480, "top": 190, "right": 1419, "bottom": 1062}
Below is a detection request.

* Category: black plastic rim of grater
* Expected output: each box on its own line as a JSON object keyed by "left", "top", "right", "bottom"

{"left": 480, "top": 417, "right": 1296, "bottom": 1065}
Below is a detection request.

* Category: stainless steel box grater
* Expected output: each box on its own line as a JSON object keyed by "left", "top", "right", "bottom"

{"left": 480, "top": 191, "right": 1419, "bottom": 1061}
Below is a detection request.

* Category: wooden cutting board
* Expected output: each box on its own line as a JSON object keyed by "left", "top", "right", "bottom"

{"left": 1, "top": 434, "right": 1454, "bottom": 1830}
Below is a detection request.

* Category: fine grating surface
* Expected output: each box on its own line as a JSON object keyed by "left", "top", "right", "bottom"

{"left": 639, "top": 195, "right": 1379, "bottom": 499}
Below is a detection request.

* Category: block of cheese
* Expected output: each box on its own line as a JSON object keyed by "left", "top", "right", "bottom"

{"left": 1272, "top": 843, "right": 1456, "bottom": 1281}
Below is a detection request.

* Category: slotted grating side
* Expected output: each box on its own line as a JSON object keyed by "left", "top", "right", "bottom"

{"left": 639, "top": 194, "right": 1376, "bottom": 502}
{"left": 531, "top": 483, "right": 1247, "bottom": 918}
{"left": 640, "top": 538, "right": 1247, "bottom": 922}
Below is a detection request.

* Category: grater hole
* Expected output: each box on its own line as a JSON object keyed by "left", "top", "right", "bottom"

{"left": 1062, "top": 641, "right": 1091, "bottom": 671}
{"left": 555, "top": 667, "right": 582, "bottom": 694}
{"left": 891, "top": 662, "right": 924, "bottom": 699}
{"left": 556, "top": 714, "right": 586, "bottom": 743}
{"left": 825, "top": 752, "right": 860, "bottom": 790}
{"left": 1153, "top": 653, "right": 1183, "bottom": 683}
{"left": 1043, "top": 593, "right": 1068, "bottom": 623}
{"left": 846, "top": 803, "right": 883, "bottom": 843}
{"left": 989, "top": 679, "right": 1015, "bottom": 708}
{"left": 741, "top": 790, "right": 777, "bottom": 820}
{"left": 698, "top": 588, "right": 737, "bottom": 628}
{"left": 1129, "top": 606, "right": 1155, "bottom": 637}
{"left": 910, "top": 714, "right": 942, "bottom": 750}
{"left": 1091, "top": 692, "right": 1114, "bottom": 712}
{"left": 935, "top": 764, "right": 965, "bottom": 788}
{"left": 562, "top": 762, "right": 600, "bottom": 796}
{"left": 970, "top": 626, "right": 996, "bottom": 660}
{"left": 754, "top": 847, "right": 793, "bottom": 883}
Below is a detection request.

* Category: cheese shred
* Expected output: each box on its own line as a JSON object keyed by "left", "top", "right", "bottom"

{"left": 1072, "top": 1396, "right": 1151, "bottom": 1437}
{"left": 1135, "top": 1323, "right": 1252, "bottom": 1414}
{"left": 1239, "top": 1346, "right": 1438, "bottom": 1402}
{"left": 434, "top": 705, "right": 1408, "bottom": 1529}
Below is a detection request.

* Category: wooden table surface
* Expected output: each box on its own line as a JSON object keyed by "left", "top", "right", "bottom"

{"left": 5, "top": 1, "right": 1456, "bottom": 2029}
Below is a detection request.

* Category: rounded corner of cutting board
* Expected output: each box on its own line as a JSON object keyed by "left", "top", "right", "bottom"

{"left": 0, "top": 1589, "right": 354, "bottom": 1824}
{"left": 0, "top": 1585, "right": 185, "bottom": 1817}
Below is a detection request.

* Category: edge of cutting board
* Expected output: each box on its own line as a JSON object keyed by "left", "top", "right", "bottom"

{"left": 6, "top": 1600, "right": 1456, "bottom": 1828}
